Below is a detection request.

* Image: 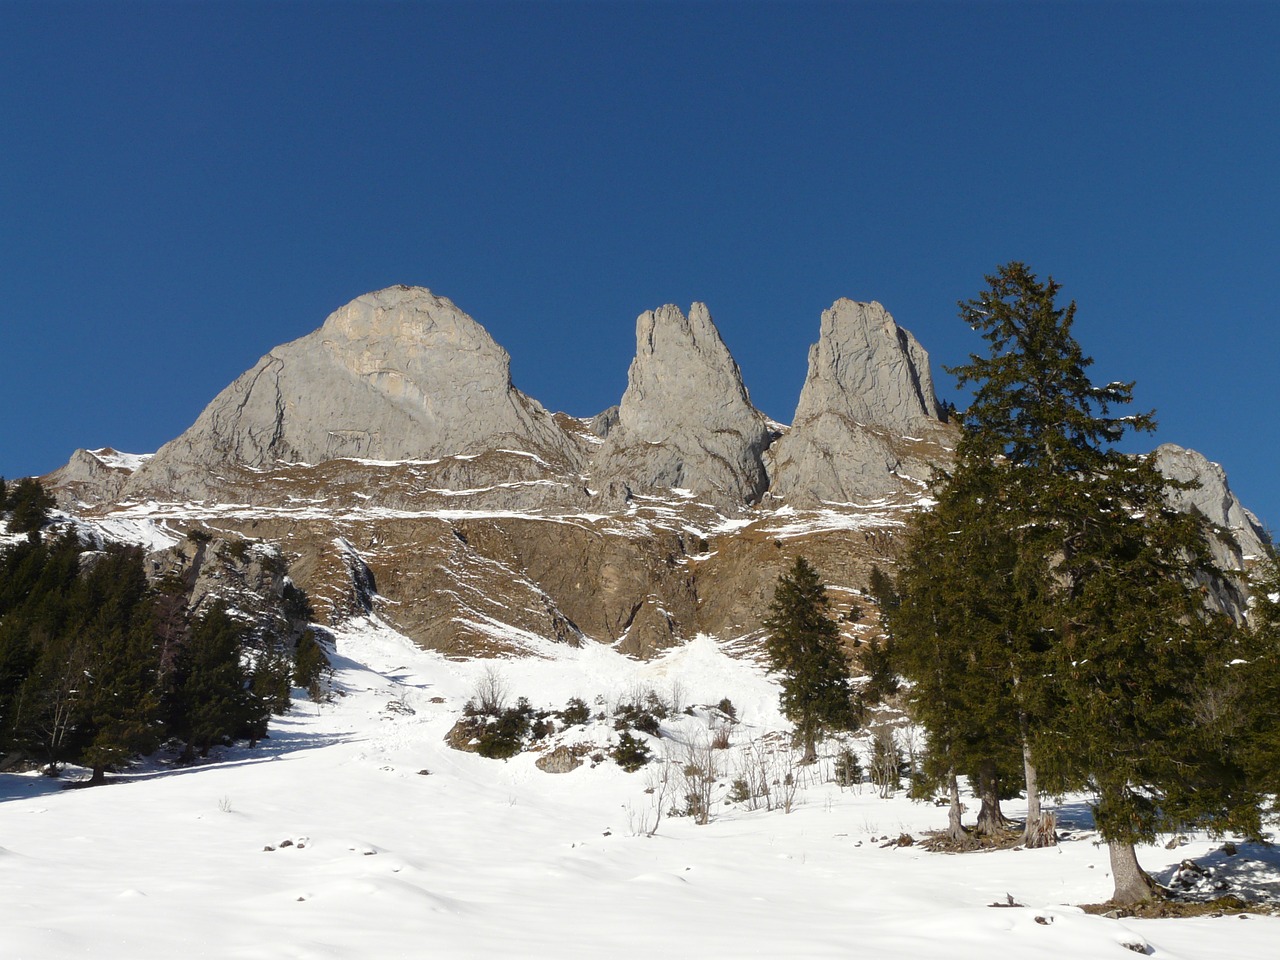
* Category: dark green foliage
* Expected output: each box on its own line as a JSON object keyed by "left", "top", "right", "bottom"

{"left": 559, "top": 696, "right": 590, "bottom": 726}
{"left": 890, "top": 263, "right": 1266, "bottom": 882}
{"left": 1239, "top": 553, "right": 1280, "bottom": 808}
{"left": 251, "top": 645, "right": 294, "bottom": 716}
{"left": 763, "top": 557, "right": 858, "bottom": 762}
{"left": 613, "top": 690, "right": 665, "bottom": 736}
{"left": 169, "top": 603, "right": 261, "bottom": 758}
{"left": 472, "top": 698, "right": 536, "bottom": 759}
{"left": 716, "top": 697, "right": 737, "bottom": 721}
{"left": 833, "top": 747, "right": 861, "bottom": 787}
{"left": 612, "top": 730, "right": 652, "bottom": 772}
{"left": 858, "top": 638, "right": 899, "bottom": 706}
{"left": 0, "top": 517, "right": 312, "bottom": 777}
{"left": 291, "top": 629, "right": 330, "bottom": 698}
{"left": 5, "top": 478, "right": 55, "bottom": 534}
{"left": 614, "top": 705, "right": 661, "bottom": 736}
{"left": 281, "top": 581, "right": 314, "bottom": 627}
{"left": 950, "top": 261, "right": 1153, "bottom": 472}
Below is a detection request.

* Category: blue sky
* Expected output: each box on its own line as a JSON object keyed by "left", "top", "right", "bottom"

{"left": 2, "top": 1, "right": 1276, "bottom": 532}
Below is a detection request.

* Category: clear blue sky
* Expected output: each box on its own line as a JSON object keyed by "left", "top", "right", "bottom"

{"left": 2, "top": 1, "right": 1276, "bottom": 532}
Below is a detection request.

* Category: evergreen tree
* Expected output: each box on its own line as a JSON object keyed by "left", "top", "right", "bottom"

{"left": 170, "top": 602, "right": 258, "bottom": 758}
{"left": 762, "top": 557, "right": 858, "bottom": 763}
{"left": 76, "top": 547, "right": 163, "bottom": 783}
{"left": 889, "top": 462, "right": 1032, "bottom": 842}
{"left": 6, "top": 478, "right": 56, "bottom": 535}
{"left": 913, "top": 262, "right": 1263, "bottom": 900}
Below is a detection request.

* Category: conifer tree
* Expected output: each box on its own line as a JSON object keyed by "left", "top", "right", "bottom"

{"left": 912, "top": 262, "right": 1264, "bottom": 900}
{"left": 889, "top": 462, "right": 1030, "bottom": 842}
{"left": 170, "top": 602, "right": 258, "bottom": 759}
{"left": 762, "top": 557, "right": 857, "bottom": 763}
{"left": 6, "top": 478, "right": 56, "bottom": 535}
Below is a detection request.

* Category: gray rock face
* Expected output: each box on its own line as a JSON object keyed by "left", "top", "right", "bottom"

{"left": 769, "top": 299, "right": 947, "bottom": 504}
{"left": 45, "top": 448, "right": 148, "bottom": 508}
{"left": 589, "top": 303, "right": 772, "bottom": 507}
{"left": 121, "top": 287, "right": 583, "bottom": 501}
{"left": 1154, "top": 443, "right": 1270, "bottom": 565}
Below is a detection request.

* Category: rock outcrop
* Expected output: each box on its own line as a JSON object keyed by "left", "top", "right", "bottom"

{"left": 120, "top": 287, "right": 586, "bottom": 502}
{"left": 589, "top": 303, "right": 772, "bottom": 507}
{"left": 39, "top": 284, "right": 1272, "bottom": 663}
{"left": 1154, "top": 443, "right": 1270, "bottom": 567}
{"left": 46, "top": 448, "right": 149, "bottom": 508}
{"left": 769, "top": 299, "right": 950, "bottom": 505}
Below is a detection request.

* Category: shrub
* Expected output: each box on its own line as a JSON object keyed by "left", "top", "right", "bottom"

{"left": 559, "top": 696, "right": 590, "bottom": 726}
{"left": 717, "top": 697, "right": 737, "bottom": 721}
{"left": 833, "top": 747, "right": 861, "bottom": 787}
{"left": 612, "top": 731, "right": 652, "bottom": 772}
{"left": 474, "top": 698, "right": 535, "bottom": 759}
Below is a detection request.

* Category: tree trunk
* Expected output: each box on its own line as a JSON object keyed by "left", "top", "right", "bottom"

{"left": 973, "top": 759, "right": 1011, "bottom": 837}
{"left": 800, "top": 724, "right": 817, "bottom": 765}
{"left": 1019, "top": 715, "right": 1055, "bottom": 848}
{"left": 944, "top": 767, "right": 967, "bottom": 843}
{"left": 89, "top": 765, "right": 106, "bottom": 786}
{"left": 1109, "top": 841, "right": 1159, "bottom": 905}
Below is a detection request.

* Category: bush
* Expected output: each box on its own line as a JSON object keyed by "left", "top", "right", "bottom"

{"left": 474, "top": 698, "right": 535, "bottom": 759}
{"left": 834, "top": 747, "right": 862, "bottom": 787}
{"left": 717, "top": 697, "right": 737, "bottom": 721}
{"left": 612, "top": 731, "right": 652, "bottom": 772}
{"left": 292, "top": 630, "right": 330, "bottom": 698}
{"left": 559, "top": 696, "right": 590, "bottom": 726}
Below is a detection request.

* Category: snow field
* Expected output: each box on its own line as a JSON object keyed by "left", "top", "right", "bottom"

{"left": 0, "top": 616, "right": 1276, "bottom": 959}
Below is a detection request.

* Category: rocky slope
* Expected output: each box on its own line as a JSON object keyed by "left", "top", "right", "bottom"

{"left": 43, "top": 286, "right": 1268, "bottom": 660}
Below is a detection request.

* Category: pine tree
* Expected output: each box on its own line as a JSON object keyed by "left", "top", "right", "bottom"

{"left": 888, "top": 460, "right": 1039, "bottom": 842}
{"left": 762, "top": 557, "right": 858, "bottom": 763}
{"left": 6, "top": 478, "right": 56, "bottom": 535}
{"left": 920, "top": 262, "right": 1263, "bottom": 900}
{"left": 170, "top": 602, "right": 258, "bottom": 759}
{"left": 76, "top": 547, "right": 162, "bottom": 783}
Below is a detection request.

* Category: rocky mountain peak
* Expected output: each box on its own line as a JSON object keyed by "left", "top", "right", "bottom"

{"left": 589, "top": 302, "right": 772, "bottom": 506}
{"left": 1153, "top": 443, "right": 1270, "bottom": 566}
{"left": 797, "top": 298, "right": 943, "bottom": 431}
{"left": 116, "top": 287, "right": 583, "bottom": 503}
{"left": 768, "top": 299, "right": 950, "bottom": 505}
{"left": 319, "top": 286, "right": 511, "bottom": 379}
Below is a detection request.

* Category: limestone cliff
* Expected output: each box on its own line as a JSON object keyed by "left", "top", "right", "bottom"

{"left": 589, "top": 303, "right": 773, "bottom": 508}
{"left": 119, "top": 287, "right": 586, "bottom": 502}
{"left": 769, "top": 299, "right": 951, "bottom": 505}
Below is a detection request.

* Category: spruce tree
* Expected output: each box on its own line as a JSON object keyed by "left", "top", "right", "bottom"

{"left": 7, "top": 478, "right": 56, "bottom": 535}
{"left": 889, "top": 458, "right": 1050, "bottom": 842}
{"left": 919, "top": 262, "right": 1263, "bottom": 900}
{"left": 170, "top": 602, "right": 258, "bottom": 758}
{"left": 762, "top": 557, "right": 858, "bottom": 763}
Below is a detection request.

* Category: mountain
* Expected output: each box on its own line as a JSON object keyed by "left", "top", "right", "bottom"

{"left": 43, "top": 286, "right": 1267, "bottom": 659}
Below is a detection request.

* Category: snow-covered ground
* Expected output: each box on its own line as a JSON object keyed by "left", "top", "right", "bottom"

{"left": 1, "top": 616, "right": 1276, "bottom": 959}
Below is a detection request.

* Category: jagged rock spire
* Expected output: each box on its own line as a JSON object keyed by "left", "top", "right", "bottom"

{"left": 769, "top": 299, "right": 946, "bottom": 505}
{"left": 589, "top": 302, "right": 772, "bottom": 507}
